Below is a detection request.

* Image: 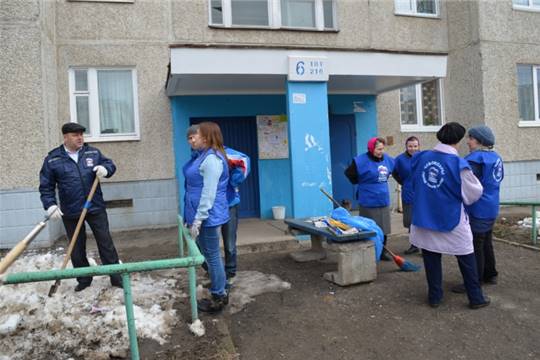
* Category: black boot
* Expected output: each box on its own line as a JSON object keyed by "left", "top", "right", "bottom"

{"left": 198, "top": 292, "right": 228, "bottom": 314}
{"left": 404, "top": 245, "right": 419, "bottom": 255}
{"left": 381, "top": 236, "right": 391, "bottom": 261}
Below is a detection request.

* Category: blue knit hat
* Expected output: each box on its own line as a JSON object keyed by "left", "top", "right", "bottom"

{"left": 468, "top": 125, "right": 495, "bottom": 147}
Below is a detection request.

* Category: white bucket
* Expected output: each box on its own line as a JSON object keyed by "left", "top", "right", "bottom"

{"left": 272, "top": 206, "right": 286, "bottom": 220}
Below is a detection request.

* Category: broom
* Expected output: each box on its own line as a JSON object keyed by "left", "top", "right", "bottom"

{"left": 319, "top": 187, "right": 421, "bottom": 272}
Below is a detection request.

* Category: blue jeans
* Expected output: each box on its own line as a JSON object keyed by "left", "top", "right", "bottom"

{"left": 221, "top": 205, "right": 238, "bottom": 278}
{"left": 197, "top": 225, "right": 226, "bottom": 296}
{"left": 422, "top": 249, "right": 486, "bottom": 305}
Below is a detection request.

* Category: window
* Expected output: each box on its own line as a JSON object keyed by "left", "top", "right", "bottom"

{"left": 513, "top": 0, "right": 540, "bottom": 12}
{"left": 399, "top": 79, "right": 444, "bottom": 131}
{"left": 517, "top": 65, "right": 540, "bottom": 125}
{"left": 69, "top": 68, "right": 140, "bottom": 141}
{"left": 208, "top": 0, "right": 337, "bottom": 30}
{"left": 394, "top": 0, "right": 439, "bottom": 17}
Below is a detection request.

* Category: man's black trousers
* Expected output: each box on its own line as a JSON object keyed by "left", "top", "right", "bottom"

{"left": 62, "top": 210, "right": 121, "bottom": 286}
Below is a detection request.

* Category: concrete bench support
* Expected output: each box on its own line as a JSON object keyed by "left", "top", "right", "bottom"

{"left": 290, "top": 234, "right": 326, "bottom": 262}
{"left": 323, "top": 240, "right": 376, "bottom": 286}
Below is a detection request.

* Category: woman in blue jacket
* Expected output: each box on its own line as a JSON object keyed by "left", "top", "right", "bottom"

{"left": 452, "top": 125, "right": 503, "bottom": 294}
{"left": 345, "top": 137, "right": 395, "bottom": 260}
{"left": 184, "top": 121, "right": 230, "bottom": 313}
{"left": 392, "top": 136, "right": 420, "bottom": 254}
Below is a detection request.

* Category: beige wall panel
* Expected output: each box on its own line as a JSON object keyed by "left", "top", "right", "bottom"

{"left": 447, "top": 0, "right": 480, "bottom": 50}
{"left": 0, "top": 26, "right": 46, "bottom": 189}
{"left": 481, "top": 42, "right": 540, "bottom": 162}
{"left": 478, "top": 0, "right": 540, "bottom": 44}
{"left": 56, "top": 44, "right": 175, "bottom": 182}
{"left": 0, "top": 0, "right": 39, "bottom": 21}
{"left": 56, "top": 0, "right": 169, "bottom": 41}
{"left": 367, "top": 0, "right": 447, "bottom": 53}
{"left": 444, "top": 44, "right": 484, "bottom": 128}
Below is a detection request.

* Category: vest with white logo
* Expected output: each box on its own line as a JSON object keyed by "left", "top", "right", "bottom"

{"left": 411, "top": 150, "right": 470, "bottom": 232}
{"left": 354, "top": 153, "right": 395, "bottom": 208}
{"left": 465, "top": 150, "right": 504, "bottom": 220}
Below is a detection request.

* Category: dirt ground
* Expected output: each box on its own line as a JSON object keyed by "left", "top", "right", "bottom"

{"left": 3, "top": 219, "right": 540, "bottom": 360}
{"left": 112, "top": 227, "right": 540, "bottom": 360}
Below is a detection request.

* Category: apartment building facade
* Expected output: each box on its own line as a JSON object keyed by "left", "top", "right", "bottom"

{"left": 1, "top": 0, "right": 539, "bottom": 248}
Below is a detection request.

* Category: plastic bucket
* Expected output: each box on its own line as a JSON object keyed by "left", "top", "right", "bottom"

{"left": 272, "top": 206, "right": 286, "bottom": 220}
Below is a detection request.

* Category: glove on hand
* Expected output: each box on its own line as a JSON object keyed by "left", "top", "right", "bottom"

{"left": 93, "top": 165, "right": 108, "bottom": 179}
{"left": 190, "top": 220, "right": 202, "bottom": 239}
{"left": 47, "top": 205, "right": 63, "bottom": 220}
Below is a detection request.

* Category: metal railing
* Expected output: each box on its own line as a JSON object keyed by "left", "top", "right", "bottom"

{"left": 500, "top": 202, "right": 540, "bottom": 245}
{"left": 1, "top": 215, "right": 204, "bottom": 360}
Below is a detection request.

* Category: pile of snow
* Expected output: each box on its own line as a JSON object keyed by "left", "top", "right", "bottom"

{"left": 228, "top": 271, "right": 291, "bottom": 314}
{"left": 517, "top": 211, "right": 540, "bottom": 234}
{"left": 0, "top": 252, "right": 186, "bottom": 360}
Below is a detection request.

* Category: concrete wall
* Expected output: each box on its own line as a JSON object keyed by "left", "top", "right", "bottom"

{"left": 171, "top": 0, "right": 447, "bottom": 52}
{"left": 0, "top": 179, "right": 178, "bottom": 249}
{"left": 0, "top": 0, "right": 57, "bottom": 190}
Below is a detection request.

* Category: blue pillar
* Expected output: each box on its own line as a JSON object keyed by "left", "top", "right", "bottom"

{"left": 286, "top": 82, "right": 333, "bottom": 218}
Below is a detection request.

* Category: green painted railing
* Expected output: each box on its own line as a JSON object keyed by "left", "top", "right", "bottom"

{"left": 1, "top": 216, "right": 204, "bottom": 360}
{"left": 500, "top": 202, "right": 540, "bottom": 245}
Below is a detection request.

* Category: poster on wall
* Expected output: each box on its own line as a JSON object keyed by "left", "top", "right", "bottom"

{"left": 256, "top": 115, "right": 289, "bottom": 159}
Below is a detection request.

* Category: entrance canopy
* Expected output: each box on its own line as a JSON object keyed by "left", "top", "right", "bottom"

{"left": 166, "top": 46, "right": 447, "bottom": 96}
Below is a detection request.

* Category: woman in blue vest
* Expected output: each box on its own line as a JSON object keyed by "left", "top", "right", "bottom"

{"left": 345, "top": 137, "right": 395, "bottom": 260}
{"left": 184, "top": 121, "right": 230, "bottom": 313}
{"left": 410, "top": 122, "right": 490, "bottom": 309}
{"left": 392, "top": 136, "right": 420, "bottom": 255}
{"left": 452, "top": 125, "right": 503, "bottom": 294}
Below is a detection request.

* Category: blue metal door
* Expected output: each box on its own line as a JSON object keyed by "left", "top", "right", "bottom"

{"left": 329, "top": 115, "right": 358, "bottom": 209}
{"left": 191, "top": 117, "right": 260, "bottom": 218}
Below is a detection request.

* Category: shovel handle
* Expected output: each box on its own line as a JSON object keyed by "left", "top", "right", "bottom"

{"left": 319, "top": 187, "right": 341, "bottom": 208}
{"left": 48, "top": 177, "right": 100, "bottom": 296}
{"left": 0, "top": 217, "right": 49, "bottom": 275}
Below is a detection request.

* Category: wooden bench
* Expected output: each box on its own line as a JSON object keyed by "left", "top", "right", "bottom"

{"left": 284, "top": 218, "right": 377, "bottom": 286}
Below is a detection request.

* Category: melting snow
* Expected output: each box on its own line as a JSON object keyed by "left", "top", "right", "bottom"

{"left": 0, "top": 252, "right": 184, "bottom": 360}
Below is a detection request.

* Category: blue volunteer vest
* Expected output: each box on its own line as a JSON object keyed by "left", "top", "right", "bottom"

{"left": 465, "top": 150, "right": 504, "bottom": 220}
{"left": 411, "top": 150, "right": 470, "bottom": 232}
{"left": 354, "top": 153, "right": 395, "bottom": 208}
{"left": 394, "top": 152, "right": 414, "bottom": 205}
{"left": 183, "top": 149, "right": 230, "bottom": 227}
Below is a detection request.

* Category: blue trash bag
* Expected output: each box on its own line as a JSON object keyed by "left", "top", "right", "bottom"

{"left": 331, "top": 207, "right": 384, "bottom": 262}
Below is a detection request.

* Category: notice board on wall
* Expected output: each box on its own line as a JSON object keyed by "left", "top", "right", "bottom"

{"left": 256, "top": 115, "right": 289, "bottom": 159}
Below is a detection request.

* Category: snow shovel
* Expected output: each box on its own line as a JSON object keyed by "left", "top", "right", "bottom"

{"left": 48, "top": 177, "right": 100, "bottom": 297}
{"left": 0, "top": 213, "right": 56, "bottom": 276}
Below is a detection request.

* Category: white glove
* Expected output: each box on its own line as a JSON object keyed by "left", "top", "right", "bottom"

{"left": 47, "top": 205, "right": 63, "bottom": 220}
{"left": 190, "top": 220, "right": 202, "bottom": 239}
{"left": 93, "top": 165, "right": 108, "bottom": 179}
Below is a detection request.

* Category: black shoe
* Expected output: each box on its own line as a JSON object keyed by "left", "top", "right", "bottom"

{"left": 74, "top": 283, "right": 91, "bottom": 292}
{"left": 380, "top": 251, "right": 392, "bottom": 261}
{"left": 469, "top": 297, "right": 491, "bottom": 310}
{"left": 197, "top": 293, "right": 228, "bottom": 313}
{"left": 429, "top": 302, "right": 441, "bottom": 308}
{"left": 226, "top": 272, "right": 236, "bottom": 280}
{"left": 451, "top": 284, "right": 466, "bottom": 294}
{"left": 404, "top": 245, "right": 420, "bottom": 255}
{"left": 483, "top": 276, "right": 498, "bottom": 285}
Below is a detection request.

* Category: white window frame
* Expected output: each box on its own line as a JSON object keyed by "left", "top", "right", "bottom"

{"left": 394, "top": 0, "right": 440, "bottom": 18}
{"left": 399, "top": 79, "right": 445, "bottom": 133}
{"left": 68, "top": 67, "right": 140, "bottom": 142}
{"left": 518, "top": 65, "right": 540, "bottom": 127}
{"left": 512, "top": 0, "right": 540, "bottom": 13}
{"left": 208, "top": 0, "right": 338, "bottom": 31}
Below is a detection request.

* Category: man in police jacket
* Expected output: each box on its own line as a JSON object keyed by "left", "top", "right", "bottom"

{"left": 39, "top": 122, "right": 122, "bottom": 292}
